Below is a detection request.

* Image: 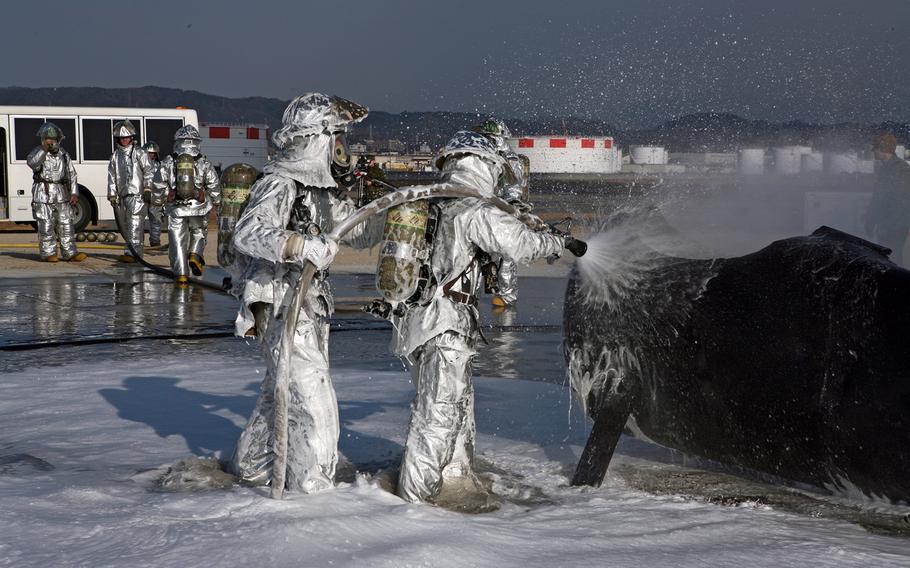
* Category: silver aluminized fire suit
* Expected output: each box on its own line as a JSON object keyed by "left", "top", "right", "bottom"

{"left": 493, "top": 150, "right": 531, "bottom": 306}
{"left": 161, "top": 140, "right": 221, "bottom": 277}
{"left": 108, "top": 143, "right": 154, "bottom": 257}
{"left": 393, "top": 141, "right": 564, "bottom": 504}
{"left": 27, "top": 146, "right": 80, "bottom": 259}
{"left": 229, "top": 94, "right": 379, "bottom": 493}
{"left": 147, "top": 157, "right": 167, "bottom": 246}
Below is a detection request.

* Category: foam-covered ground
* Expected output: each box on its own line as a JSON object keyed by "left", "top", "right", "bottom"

{"left": 2, "top": 339, "right": 909, "bottom": 568}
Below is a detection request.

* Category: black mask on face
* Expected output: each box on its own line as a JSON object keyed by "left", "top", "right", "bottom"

{"left": 330, "top": 133, "right": 357, "bottom": 188}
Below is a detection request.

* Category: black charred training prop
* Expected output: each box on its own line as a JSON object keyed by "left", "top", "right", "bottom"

{"left": 566, "top": 226, "right": 910, "bottom": 503}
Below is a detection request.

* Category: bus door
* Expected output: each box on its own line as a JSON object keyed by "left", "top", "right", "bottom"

{"left": 0, "top": 125, "right": 7, "bottom": 220}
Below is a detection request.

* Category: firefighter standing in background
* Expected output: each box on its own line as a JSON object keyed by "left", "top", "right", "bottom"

{"left": 866, "top": 132, "right": 910, "bottom": 267}
{"left": 107, "top": 120, "right": 154, "bottom": 263}
{"left": 161, "top": 125, "right": 221, "bottom": 287}
{"left": 27, "top": 122, "right": 87, "bottom": 262}
{"left": 143, "top": 141, "right": 166, "bottom": 248}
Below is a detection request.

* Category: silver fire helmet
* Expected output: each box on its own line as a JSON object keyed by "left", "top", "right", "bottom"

{"left": 37, "top": 122, "right": 65, "bottom": 141}
{"left": 472, "top": 118, "right": 513, "bottom": 153}
{"left": 142, "top": 141, "right": 160, "bottom": 154}
{"left": 113, "top": 120, "right": 138, "bottom": 139}
{"left": 435, "top": 130, "right": 509, "bottom": 170}
{"left": 272, "top": 93, "right": 369, "bottom": 149}
{"left": 174, "top": 125, "right": 202, "bottom": 141}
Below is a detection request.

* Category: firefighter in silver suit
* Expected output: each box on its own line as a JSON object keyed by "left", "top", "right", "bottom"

{"left": 107, "top": 120, "right": 154, "bottom": 263}
{"left": 473, "top": 118, "right": 531, "bottom": 308}
{"left": 160, "top": 126, "right": 221, "bottom": 287}
{"left": 27, "top": 123, "right": 86, "bottom": 262}
{"left": 392, "top": 131, "right": 580, "bottom": 509}
{"left": 228, "top": 93, "right": 383, "bottom": 494}
{"left": 143, "top": 141, "right": 166, "bottom": 248}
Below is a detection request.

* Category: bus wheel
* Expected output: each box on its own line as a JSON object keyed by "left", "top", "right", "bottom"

{"left": 72, "top": 192, "right": 92, "bottom": 233}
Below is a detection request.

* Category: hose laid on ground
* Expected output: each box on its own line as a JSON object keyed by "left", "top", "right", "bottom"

{"left": 0, "top": 322, "right": 560, "bottom": 352}
{"left": 111, "top": 202, "right": 229, "bottom": 294}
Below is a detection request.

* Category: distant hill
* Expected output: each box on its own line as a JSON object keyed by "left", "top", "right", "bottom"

{"left": 0, "top": 86, "right": 906, "bottom": 152}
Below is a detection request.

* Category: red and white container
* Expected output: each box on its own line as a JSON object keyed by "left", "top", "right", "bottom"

{"left": 509, "top": 136, "right": 621, "bottom": 174}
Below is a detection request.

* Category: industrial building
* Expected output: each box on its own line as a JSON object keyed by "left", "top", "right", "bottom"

{"left": 199, "top": 122, "right": 270, "bottom": 170}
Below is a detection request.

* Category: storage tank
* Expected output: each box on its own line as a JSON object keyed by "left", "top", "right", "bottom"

{"left": 773, "top": 146, "right": 802, "bottom": 175}
{"left": 738, "top": 148, "right": 766, "bottom": 175}
{"left": 509, "top": 136, "right": 620, "bottom": 174}
{"left": 629, "top": 145, "right": 669, "bottom": 165}
{"left": 801, "top": 151, "right": 824, "bottom": 172}
{"left": 825, "top": 151, "right": 858, "bottom": 174}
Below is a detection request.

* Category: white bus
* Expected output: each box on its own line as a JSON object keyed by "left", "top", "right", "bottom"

{"left": 0, "top": 105, "right": 199, "bottom": 232}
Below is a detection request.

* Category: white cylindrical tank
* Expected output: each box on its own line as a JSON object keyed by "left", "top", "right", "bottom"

{"left": 773, "top": 146, "right": 802, "bottom": 174}
{"left": 629, "top": 145, "right": 668, "bottom": 165}
{"left": 896, "top": 144, "right": 906, "bottom": 160}
{"left": 801, "top": 151, "right": 824, "bottom": 172}
{"left": 825, "top": 152, "right": 858, "bottom": 174}
{"left": 738, "top": 148, "right": 766, "bottom": 175}
{"left": 508, "top": 136, "right": 621, "bottom": 174}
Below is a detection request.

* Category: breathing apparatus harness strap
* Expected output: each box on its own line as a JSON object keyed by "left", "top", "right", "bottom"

{"left": 289, "top": 182, "right": 328, "bottom": 281}
{"left": 441, "top": 255, "right": 480, "bottom": 308}
{"left": 34, "top": 151, "right": 72, "bottom": 197}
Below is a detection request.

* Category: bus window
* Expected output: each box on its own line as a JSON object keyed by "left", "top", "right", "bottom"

{"left": 82, "top": 118, "right": 113, "bottom": 160}
{"left": 145, "top": 118, "right": 184, "bottom": 155}
{"left": 14, "top": 117, "right": 45, "bottom": 160}
{"left": 14, "top": 117, "right": 76, "bottom": 161}
{"left": 47, "top": 118, "right": 77, "bottom": 159}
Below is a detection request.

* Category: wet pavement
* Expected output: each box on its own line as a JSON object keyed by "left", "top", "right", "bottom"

{"left": 0, "top": 265, "right": 569, "bottom": 383}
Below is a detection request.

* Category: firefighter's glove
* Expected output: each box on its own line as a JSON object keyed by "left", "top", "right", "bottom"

{"left": 564, "top": 236, "right": 588, "bottom": 257}
{"left": 284, "top": 233, "right": 339, "bottom": 270}
{"left": 108, "top": 195, "right": 119, "bottom": 206}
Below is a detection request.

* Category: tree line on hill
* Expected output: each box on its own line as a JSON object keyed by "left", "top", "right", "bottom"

{"left": 1, "top": 86, "right": 906, "bottom": 153}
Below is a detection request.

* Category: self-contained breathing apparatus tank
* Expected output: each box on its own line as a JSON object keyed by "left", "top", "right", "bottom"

{"left": 217, "top": 163, "right": 259, "bottom": 268}
{"left": 516, "top": 154, "right": 531, "bottom": 202}
{"left": 375, "top": 199, "right": 433, "bottom": 303}
{"left": 174, "top": 154, "right": 198, "bottom": 201}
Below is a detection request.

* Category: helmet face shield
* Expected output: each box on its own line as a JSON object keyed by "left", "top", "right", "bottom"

{"left": 174, "top": 138, "right": 201, "bottom": 156}
{"left": 330, "top": 132, "right": 358, "bottom": 188}
{"left": 332, "top": 132, "right": 352, "bottom": 169}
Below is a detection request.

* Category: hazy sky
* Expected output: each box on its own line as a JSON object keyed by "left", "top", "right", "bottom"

{"left": 3, "top": 0, "right": 908, "bottom": 127}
